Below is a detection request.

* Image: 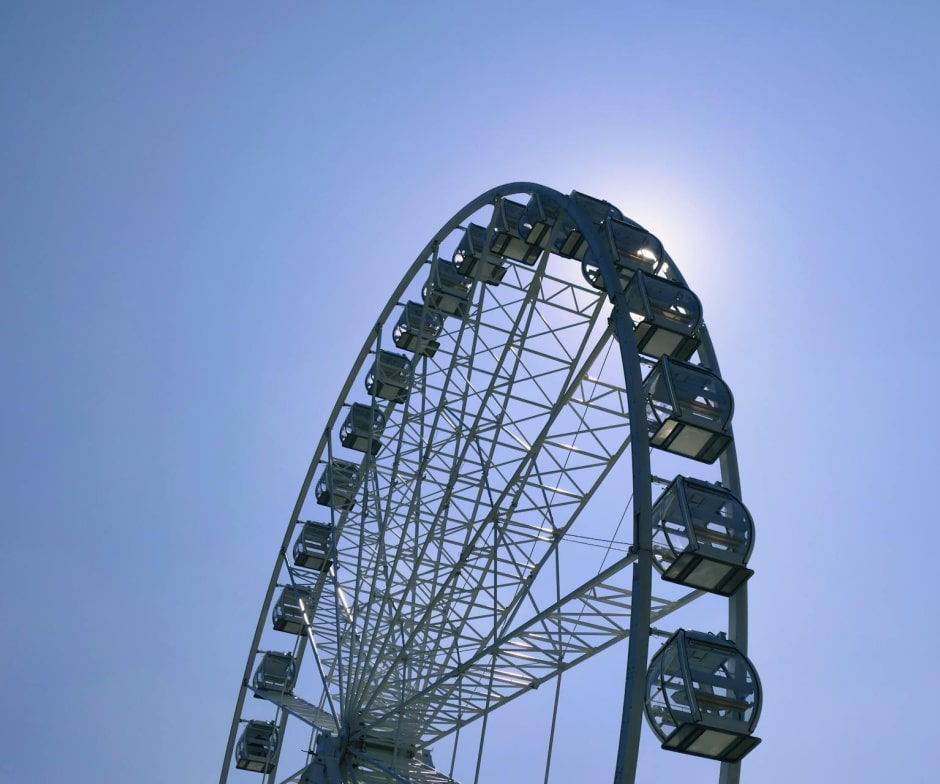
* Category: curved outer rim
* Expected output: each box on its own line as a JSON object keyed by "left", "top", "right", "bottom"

{"left": 219, "top": 183, "right": 749, "bottom": 784}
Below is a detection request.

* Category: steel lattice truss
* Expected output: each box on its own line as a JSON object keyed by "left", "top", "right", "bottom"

{"left": 252, "top": 231, "right": 700, "bottom": 773}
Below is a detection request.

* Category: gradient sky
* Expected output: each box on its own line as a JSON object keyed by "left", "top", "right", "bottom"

{"left": 3, "top": 2, "right": 939, "bottom": 783}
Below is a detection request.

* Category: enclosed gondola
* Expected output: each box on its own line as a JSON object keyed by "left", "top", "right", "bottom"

{"left": 645, "top": 629, "right": 762, "bottom": 762}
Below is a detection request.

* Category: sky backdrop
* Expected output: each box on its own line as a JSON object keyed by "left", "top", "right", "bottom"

{"left": 3, "top": 2, "right": 940, "bottom": 783}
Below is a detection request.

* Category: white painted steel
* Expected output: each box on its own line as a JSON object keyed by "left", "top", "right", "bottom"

{"left": 220, "top": 184, "right": 747, "bottom": 784}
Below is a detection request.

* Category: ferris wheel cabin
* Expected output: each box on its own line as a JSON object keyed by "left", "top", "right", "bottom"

{"left": 339, "top": 403, "right": 386, "bottom": 455}
{"left": 621, "top": 272, "right": 702, "bottom": 361}
{"left": 644, "top": 356, "right": 734, "bottom": 463}
{"left": 488, "top": 197, "right": 542, "bottom": 265}
{"left": 271, "top": 585, "right": 317, "bottom": 635}
{"left": 252, "top": 651, "right": 297, "bottom": 694}
{"left": 315, "top": 459, "right": 360, "bottom": 511}
{"left": 292, "top": 520, "right": 335, "bottom": 572}
{"left": 453, "top": 223, "right": 508, "bottom": 284}
{"left": 365, "top": 350, "right": 413, "bottom": 404}
{"left": 645, "top": 629, "right": 762, "bottom": 763}
{"left": 652, "top": 477, "right": 754, "bottom": 596}
{"left": 234, "top": 720, "right": 279, "bottom": 774}
{"left": 393, "top": 301, "right": 443, "bottom": 357}
{"left": 422, "top": 261, "right": 474, "bottom": 319}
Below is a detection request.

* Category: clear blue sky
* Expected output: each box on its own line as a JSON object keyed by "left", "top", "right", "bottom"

{"left": 2, "top": 2, "right": 938, "bottom": 782}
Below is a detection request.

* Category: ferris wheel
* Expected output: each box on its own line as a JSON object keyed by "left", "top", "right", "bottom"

{"left": 220, "top": 183, "right": 763, "bottom": 784}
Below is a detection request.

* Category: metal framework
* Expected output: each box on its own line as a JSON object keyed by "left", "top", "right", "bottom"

{"left": 220, "top": 184, "right": 754, "bottom": 784}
